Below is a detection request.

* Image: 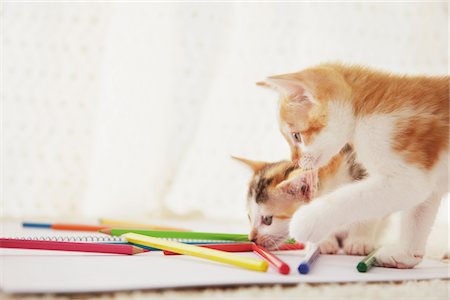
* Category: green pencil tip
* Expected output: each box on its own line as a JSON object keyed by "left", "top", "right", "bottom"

{"left": 357, "top": 262, "right": 367, "bottom": 273}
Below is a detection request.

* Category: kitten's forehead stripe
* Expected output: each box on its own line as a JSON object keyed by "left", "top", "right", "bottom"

{"left": 248, "top": 161, "right": 299, "bottom": 204}
{"left": 283, "top": 165, "right": 297, "bottom": 178}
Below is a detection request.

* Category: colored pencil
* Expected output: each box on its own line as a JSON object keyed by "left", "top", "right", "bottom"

{"left": 23, "top": 221, "right": 190, "bottom": 232}
{"left": 99, "top": 218, "right": 190, "bottom": 231}
{"left": 106, "top": 241, "right": 237, "bottom": 251}
{"left": 163, "top": 242, "right": 304, "bottom": 255}
{"left": 51, "top": 224, "right": 108, "bottom": 231}
{"left": 123, "top": 233, "right": 268, "bottom": 272}
{"left": 163, "top": 243, "right": 254, "bottom": 255}
{"left": 252, "top": 244, "right": 290, "bottom": 275}
{"left": 22, "top": 222, "right": 53, "bottom": 228}
{"left": 23, "top": 222, "right": 108, "bottom": 232}
{"left": 298, "top": 244, "right": 320, "bottom": 274}
{"left": 0, "top": 238, "right": 146, "bottom": 255}
{"left": 357, "top": 249, "right": 378, "bottom": 273}
{"left": 278, "top": 243, "right": 304, "bottom": 250}
{"left": 100, "top": 228, "right": 249, "bottom": 241}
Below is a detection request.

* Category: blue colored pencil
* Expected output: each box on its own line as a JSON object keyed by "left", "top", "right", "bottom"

{"left": 298, "top": 244, "right": 320, "bottom": 274}
{"left": 22, "top": 222, "right": 52, "bottom": 228}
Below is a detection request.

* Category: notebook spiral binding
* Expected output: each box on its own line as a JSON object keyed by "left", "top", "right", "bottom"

{"left": 8, "top": 236, "right": 242, "bottom": 244}
{"left": 10, "top": 236, "right": 124, "bottom": 242}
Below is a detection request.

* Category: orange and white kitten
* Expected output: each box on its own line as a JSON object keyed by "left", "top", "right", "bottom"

{"left": 235, "top": 145, "right": 386, "bottom": 255}
{"left": 264, "top": 63, "right": 448, "bottom": 268}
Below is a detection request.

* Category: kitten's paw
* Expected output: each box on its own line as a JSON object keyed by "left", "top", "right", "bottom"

{"left": 289, "top": 200, "right": 334, "bottom": 243}
{"left": 375, "top": 245, "right": 423, "bottom": 269}
{"left": 319, "top": 237, "right": 340, "bottom": 254}
{"left": 343, "top": 237, "right": 375, "bottom": 256}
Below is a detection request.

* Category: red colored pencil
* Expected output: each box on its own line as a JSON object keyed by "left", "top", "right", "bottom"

{"left": 278, "top": 243, "right": 304, "bottom": 250}
{"left": 163, "top": 242, "right": 304, "bottom": 255}
{"left": 252, "top": 244, "right": 290, "bottom": 275}
{"left": 163, "top": 243, "right": 254, "bottom": 255}
{"left": 0, "top": 238, "right": 146, "bottom": 255}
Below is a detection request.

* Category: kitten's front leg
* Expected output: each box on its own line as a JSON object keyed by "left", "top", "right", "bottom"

{"left": 375, "top": 192, "right": 442, "bottom": 268}
{"left": 289, "top": 174, "right": 430, "bottom": 245}
{"left": 319, "top": 235, "right": 340, "bottom": 254}
{"left": 289, "top": 195, "right": 337, "bottom": 243}
{"left": 343, "top": 220, "right": 379, "bottom": 256}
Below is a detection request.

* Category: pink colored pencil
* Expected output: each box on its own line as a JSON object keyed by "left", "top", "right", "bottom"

{"left": 252, "top": 244, "right": 290, "bottom": 275}
{"left": 0, "top": 238, "right": 145, "bottom": 255}
{"left": 163, "top": 243, "right": 254, "bottom": 255}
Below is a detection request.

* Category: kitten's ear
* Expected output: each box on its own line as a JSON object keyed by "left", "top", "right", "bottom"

{"left": 266, "top": 74, "right": 317, "bottom": 105}
{"left": 232, "top": 156, "right": 267, "bottom": 173}
{"left": 256, "top": 81, "right": 271, "bottom": 88}
{"left": 276, "top": 174, "right": 311, "bottom": 201}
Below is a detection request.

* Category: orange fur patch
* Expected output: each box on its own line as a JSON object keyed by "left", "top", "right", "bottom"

{"left": 275, "top": 63, "right": 449, "bottom": 170}
{"left": 393, "top": 117, "right": 449, "bottom": 169}
{"left": 274, "top": 215, "right": 291, "bottom": 220}
{"left": 263, "top": 199, "right": 300, "bottom": 218}
{"left": 318, "top": 152, "right": 343, "bottom": 179}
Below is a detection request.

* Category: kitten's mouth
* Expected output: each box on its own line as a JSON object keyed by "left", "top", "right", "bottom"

{"left": 300, "top": 183, "right": 311, "bottom": 200}
{"left": 257, "top": 235, "right": 287, "bottom": 250}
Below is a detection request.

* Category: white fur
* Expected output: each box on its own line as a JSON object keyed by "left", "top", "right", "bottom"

{"left": 288, "top": 102, "right": 449, "bottom": 268}
{"left": 248, "top": 198, "right": 291, "bottom": 249}
{"left": 247, "top": 137, "right": 387, "bottom": 252}
{"left": 299, "top": 102, "right": 354, "bottom": 167}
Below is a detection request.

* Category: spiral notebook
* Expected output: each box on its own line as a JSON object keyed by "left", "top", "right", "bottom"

{"left": 1, "top": 220, "right": 449, "bottom": 294}
{"left": 0, "top": 222, "right": 243, "bottom": 244}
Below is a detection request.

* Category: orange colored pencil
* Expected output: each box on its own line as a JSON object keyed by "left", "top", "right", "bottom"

{"left": 51, "top": 224, "right": 109, "bottom": 231}
{"left": 99, "top": 218, "right": 190, "bottom": 231}
{"left": 23, "top": 222, "right": 108, "bottom": 232}
{"left": 23, "top": 221, "right": 189, "bottom": 232}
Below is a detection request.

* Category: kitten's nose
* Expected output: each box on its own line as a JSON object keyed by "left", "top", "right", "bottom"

{"left": 248, "top": 229, "right": 258, "bottom": 243}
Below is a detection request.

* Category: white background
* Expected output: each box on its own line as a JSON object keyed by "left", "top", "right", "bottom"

{"left": 2, "top": 2, "right": 448, "bottom": 223}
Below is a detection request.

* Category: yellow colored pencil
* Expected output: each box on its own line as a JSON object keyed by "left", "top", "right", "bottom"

{"left": 99, "top": 218, "right": 190, "bottom": 231}
{"left": 123, "top": 233, "right": 268, "bottom": 272}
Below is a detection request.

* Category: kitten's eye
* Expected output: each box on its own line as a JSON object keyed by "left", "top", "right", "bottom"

{"left": 261, "top": 216, "right": 273, "bottom": 226}
{"left": 291, "top": 132, "right": 302, "bottom": 144}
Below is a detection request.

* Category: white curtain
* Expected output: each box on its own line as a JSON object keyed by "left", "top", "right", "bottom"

{"left": 2, "top": 2, "right": 448, "bottom": 221}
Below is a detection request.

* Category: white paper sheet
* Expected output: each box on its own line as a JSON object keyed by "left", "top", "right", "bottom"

{"left": 1, "top": 221, "right": 448, "bottom": 294}
{"left": 1, "top": 250, "right": 448, "bottom": 294}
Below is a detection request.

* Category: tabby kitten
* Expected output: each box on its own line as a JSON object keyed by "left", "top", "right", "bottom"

{"left": 264, "top": 63, "right": 448, "bottom": 268}
{"left": 235, "top": 145, "right": 385, "bottom": 255}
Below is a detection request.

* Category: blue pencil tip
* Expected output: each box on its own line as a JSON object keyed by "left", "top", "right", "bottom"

{"left": 298, "top": 263, "right": 309, "bottom": 274}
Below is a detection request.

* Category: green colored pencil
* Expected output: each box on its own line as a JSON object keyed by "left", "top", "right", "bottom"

{"left": 356, "top": 249, "right": 378, "bottom": 272}
{"left": 99, "top": 228, "right": 249, "bottom": 241}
